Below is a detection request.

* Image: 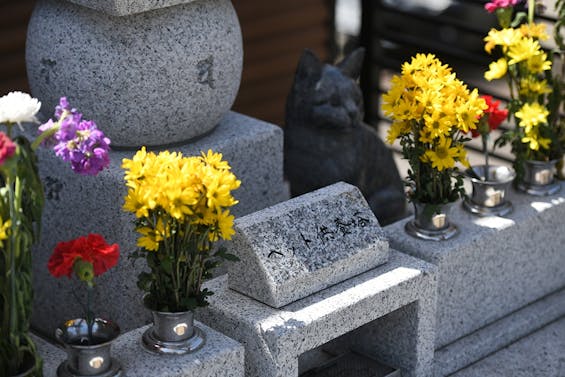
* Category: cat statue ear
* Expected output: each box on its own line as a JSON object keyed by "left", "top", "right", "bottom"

{"left": 295, "top": 49, "right": 323, "bottom": 83}
{"left": 337, "top": 47, "right": 365, "bottom": 80}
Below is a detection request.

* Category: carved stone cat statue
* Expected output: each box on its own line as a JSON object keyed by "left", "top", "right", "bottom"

{"left": 284, "top": 48, "right": 406, "bottom": 225}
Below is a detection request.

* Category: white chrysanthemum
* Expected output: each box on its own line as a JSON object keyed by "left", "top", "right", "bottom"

{"left": 0, "top": 91, "right": 41, "bottom": 125}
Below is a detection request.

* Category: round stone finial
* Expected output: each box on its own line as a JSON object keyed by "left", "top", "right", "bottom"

{"left": 26, "top": 0, "right": 243, "bottom": 147}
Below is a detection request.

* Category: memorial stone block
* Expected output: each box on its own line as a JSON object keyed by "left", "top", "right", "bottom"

{"left": 228, "top": 182, "right": 390, "bottom": 308}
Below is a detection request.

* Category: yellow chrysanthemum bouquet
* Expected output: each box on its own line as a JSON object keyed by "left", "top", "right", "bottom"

{"left": 483, "top": 0, "right": 565, "bottom": 183}
{"left": 122, "top": 148, "right": 240, "bottom": 312}
{"left": 383, "top": 54, "right": 487, "bottom": 206}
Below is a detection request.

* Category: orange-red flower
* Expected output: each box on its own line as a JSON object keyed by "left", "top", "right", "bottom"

{"left": 48, "top": 233, "right": 119, "bottom": 279}
{"left": 471, "top": 95, "right": 508, "bottom": 137}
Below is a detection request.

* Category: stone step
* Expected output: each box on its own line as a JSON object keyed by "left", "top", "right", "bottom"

{"left": 435, "top": 287, "right": 565, "bottom": 376}
{"left": 450, "top": 315, "right": 565, "bottom": 377}
{"left": 35, "top": 321, "right": 244, "bottom": 377}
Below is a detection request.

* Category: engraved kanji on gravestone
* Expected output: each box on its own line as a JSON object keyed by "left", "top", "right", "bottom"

{"left": 227, "top": 182, "right": 390, "bottom": 308}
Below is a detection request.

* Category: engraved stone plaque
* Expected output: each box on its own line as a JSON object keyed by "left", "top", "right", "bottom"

{"left": 227, "top": 182, "right": 389, "bottom": 308}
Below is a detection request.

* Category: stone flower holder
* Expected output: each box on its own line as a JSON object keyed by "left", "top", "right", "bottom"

{"left": 463, "top": 165, "right": 515, "bottom": 217}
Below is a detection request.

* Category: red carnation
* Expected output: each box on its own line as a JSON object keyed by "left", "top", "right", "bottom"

{"left": 48, "top": 233, "right": 120, "bottom": 279}
{"left": 472, "top": 95, "right": 509, "bottom": 137}
{"left": 0, "top": 132, "right": 16, "bottom": 166}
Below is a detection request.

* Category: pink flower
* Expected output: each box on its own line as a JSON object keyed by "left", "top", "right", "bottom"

{"left": 485, "top": 0, "right": 522, "bottom": 13}
{"left": 0, "top": 132, "right": 16, "bottom": 166}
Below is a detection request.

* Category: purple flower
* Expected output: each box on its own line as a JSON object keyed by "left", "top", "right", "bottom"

{"left": 54, "top": 97, "right": 78, "bottom": 119}
{"left": 39, "top": 97, "right": 112, "bottom": 176}
{"left": 54, "top": 119, "right": 111, "bottom": 176}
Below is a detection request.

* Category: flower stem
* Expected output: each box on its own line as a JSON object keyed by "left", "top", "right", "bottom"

{"left": 483, "top": 134, "right": 490, "bottom": 181}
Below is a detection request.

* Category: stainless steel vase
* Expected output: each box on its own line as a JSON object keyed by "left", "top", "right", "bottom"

{"left": 142, "top": 309, "right": 205, "bottom": 355}
{"left": 463, "top": 165, "right": 515, "bottom": 216}
{"left": 55, "top": 318, "right": 122, "bottom": 377}
{"left": 405, "top": 201, "right": 458, "bottom": 241}
{"left": 517, "top": 159, "right": 561, "bottom": 196}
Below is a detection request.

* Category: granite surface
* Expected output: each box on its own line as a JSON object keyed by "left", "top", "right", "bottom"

{"left": 198, "top": 250, "right": 437, "bottom": 377}
{"left": 227, "top": 182, "right": 390, "bottom": 308}
{"left": 26, "top": 0, "right": 243, "bottom": 147}
{"left": 65, "top": 0, "right": 200, "bottom": 16}
{"left": 30, "top": 112, "right": 288, "bottom": 338}
{"left": 451, "top": 314, "right": 565, "bottom": 377}
{"left": 435, "top": 287, "right": 565, "bottom": 376}
{"left": 385, "top": 183, "right": 565, "bottom": 349}
{"left": 36, "top": 321, "right": 244, "bottom": 376}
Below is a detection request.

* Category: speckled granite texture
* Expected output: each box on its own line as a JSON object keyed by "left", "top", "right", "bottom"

{"left": 30, "top": 112, "right": 288, "bottom": 338}
{"left": 26, "top": 0, "right": 242, "bottom": 147}
{"left": 385, "top": 183, "right": 565, "bottom": 350}
{"left": 65, "top": 0, "right": 199, "bottom": 16}
{"left": 227, "top": 182, "right": 390, "bottom": 308}
{"left": 451, "top": 314, "right": 565, "bottom": 377}
{"left": 36, "top": 321, "right": 244, "bottom": 376}
{"left": 435, "top": 287, "right": 565, "bottom": 376}
{"left": 198, "top": 250, "right": 437, "bottom": 377}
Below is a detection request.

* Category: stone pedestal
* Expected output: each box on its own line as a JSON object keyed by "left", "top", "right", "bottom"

{"left": 197, "top": 250, "right": 437, "bottom": 377}
{"left": 31, "top": 112, "right": 288, "bottom": 338}
{"left": 35, "top": 321, "right": 244, "bottom": 377}
{"left": 385, "top": 183, "right": 565, "bottom": 373}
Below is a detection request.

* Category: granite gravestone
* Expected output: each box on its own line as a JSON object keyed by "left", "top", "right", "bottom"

{"left": 227, "top": 182, "right": 389, "bottom": 308}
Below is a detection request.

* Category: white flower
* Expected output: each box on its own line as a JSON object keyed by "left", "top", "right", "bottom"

{"left": 0, "top": 91, "right": 41, "bottom": 125}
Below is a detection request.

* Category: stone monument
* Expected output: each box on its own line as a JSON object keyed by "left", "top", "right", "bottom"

{"left": 25, "top": 0, "right": 288, "bottom": 337}
{"left": 228, "top": 182, "right": 389, "bottom": 307}
{"left": 198, "top": 182, "right": 438, "bottom": 377}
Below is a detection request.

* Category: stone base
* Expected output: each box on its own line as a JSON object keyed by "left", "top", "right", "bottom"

{"left": 31, "top": 112, "right": 288, "bottom": 337}
{"left": 435, "top": 287, "right": 565, "bottom": 376}
{"left": 197, "top": 250, "right": 437, "bottom": 377}
{"left": 35, "top": 321, "right": 244, "bottom": 377}
{"left": 385, "top": 183, "right": 565, "bottom": 350}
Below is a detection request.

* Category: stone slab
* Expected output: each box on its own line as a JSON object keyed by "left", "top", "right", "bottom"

{"left": 451, "top": 313, "right": 565, "bottom": 377}
{"left": 27, "top": 0, "right": 242, "bottom": 146}
{"left": 30, "top": 112, "right": 289, "bottom": 338}
{"left": 35, "top": 321, "right": 244, "bottom": 376}
{"left": 435, "top": 286, "right": 565, "bottom": 376}
{"left": 197, "top": 250, "right": 437, "bottom": 377}
{"left": 384, "top": 182, "right": 565, "bottom": 349}
{"left": 228, "top": 182, "right": 389, "bottom": 308}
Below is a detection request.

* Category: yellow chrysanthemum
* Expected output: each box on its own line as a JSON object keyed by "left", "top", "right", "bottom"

{"left": 508, "top": 37, "right": 542, "bottom": 65}
{"left": 519, "top": 23, "right": 549, "bottom": 40}
{"left": 0, "top": 217, "right": 11, "bottom": 248}
{"left": 515, "top": 102, "right": 549, "bottom": 132}
{"left": 484, "top": 28, "right": 522, "bottom": 54}
{"left": 454, "top": 89, "right": 486, "bottom": 133}
{"left": 484, "top": 58, "right": 508, "bottom": 81}
{"left": 522, "top": 129, "right": 551, "bottom": 151}
{"left": 422, "top": 137, "right": 459, "bottom": 171}
{"left": 201, "top": 149, "right": 230, "bottom": 170}
{"left": 526, "top": 52, "right": 552, "bottom": 73}
{"left": 136, "top": 219, "right": 170, "bottom": 252}
{"left": 386, "top": 121, "right": 410, "bottom": 144}
{"left": 519, "top": 78, "right": 552, "bottom": 96}
{"left": 216, "top": 210, "right": 235, "bottom": 241}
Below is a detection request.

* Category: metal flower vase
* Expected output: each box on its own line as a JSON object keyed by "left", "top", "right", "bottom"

{"left": 142, "top": 309, "right": 205, "bottom": 355}
{"left": 55, "top": 318, "right": 122, "bottom": 377}
{"left": 405, "top": 201, "right": 458, "bottom": 241}
{"left": 516, "top": 159, "right": 561, "bottom": 196}
{"left": 463, "top": 165, "right": 515, "bottom": 216}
